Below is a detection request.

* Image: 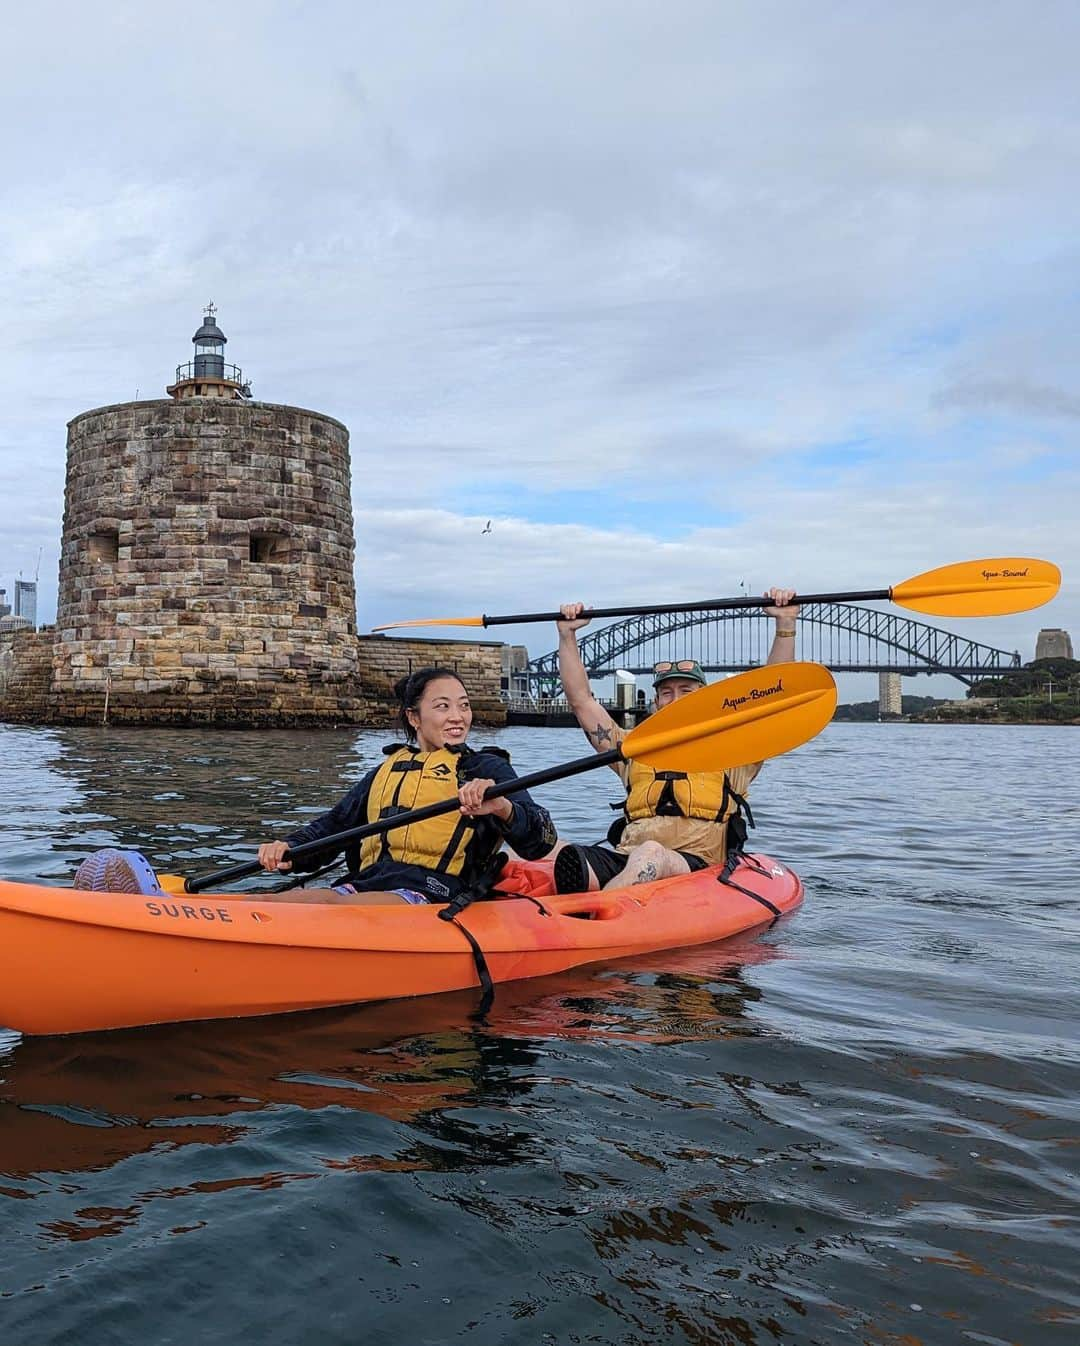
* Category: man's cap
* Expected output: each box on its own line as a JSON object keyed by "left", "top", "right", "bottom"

{"left": 652, "top": 658, "right": 707, "bottom": 689}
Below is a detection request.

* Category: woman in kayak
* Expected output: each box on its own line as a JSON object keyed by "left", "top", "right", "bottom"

{"left": 74, "top": 667, "right": 557, "bottom": 905}
{"left": 251, "top": 666, "right": 558, "bottom": 904}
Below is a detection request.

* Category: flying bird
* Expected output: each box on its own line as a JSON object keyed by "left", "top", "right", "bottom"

{"left": 481, "top": 520, "right": 492, "bottom": 534}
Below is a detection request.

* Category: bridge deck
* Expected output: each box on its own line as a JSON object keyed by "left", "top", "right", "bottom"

{"left": 526, "top": 603, "right": 1020, "bottom": 692}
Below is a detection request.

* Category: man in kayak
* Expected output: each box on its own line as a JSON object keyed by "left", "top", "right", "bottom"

{"left": 74, "top": 667, "right": 557, "bottom": 904}
{"left": 550, "top": 589, "right": 799, "bottom": 893}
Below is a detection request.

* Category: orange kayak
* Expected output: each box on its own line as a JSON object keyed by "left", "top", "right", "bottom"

{"left": 0, "top": 853, "right": 802, "bottom": 1036}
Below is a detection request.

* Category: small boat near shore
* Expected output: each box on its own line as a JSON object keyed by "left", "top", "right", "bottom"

{"left": 0, "top": 853, "right": 802, "bottom": 1036}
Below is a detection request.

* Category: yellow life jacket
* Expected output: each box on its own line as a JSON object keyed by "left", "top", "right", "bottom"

{"left": 623, "top": 760, "right": 744, "bottom": 828}
{"left": 357, "top": 745, "right": 475, "bottom": 876}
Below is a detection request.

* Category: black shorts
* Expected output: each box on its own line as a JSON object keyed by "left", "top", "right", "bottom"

{"left": 558, "top": 842, "right": 710, "bottom": 891}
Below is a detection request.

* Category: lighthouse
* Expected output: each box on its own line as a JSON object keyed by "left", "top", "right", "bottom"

{"left": 166, "top": 302, "right": 251, "bottom": 400}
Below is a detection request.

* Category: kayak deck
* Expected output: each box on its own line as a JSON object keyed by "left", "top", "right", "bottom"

{"left": 0, "top": 853, "right": 802, "bottom": 1035}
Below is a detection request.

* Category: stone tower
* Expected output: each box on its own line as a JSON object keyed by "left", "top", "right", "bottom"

{"left": 1035, "top": 628, "right": 1074, "bottom": 661}
{"left": 53, "top": 307, "right": 362, "bottom": 724}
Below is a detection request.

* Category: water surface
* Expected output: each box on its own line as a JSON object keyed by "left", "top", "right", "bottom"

{"left": 1, "top": 722, "right": 1078, "bottom": 1344}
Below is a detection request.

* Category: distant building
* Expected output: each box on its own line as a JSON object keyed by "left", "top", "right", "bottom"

{"left": 0, "top": 588, "right": 9, "bottom": 619}
{"left": 501, "top": 644, "right": 531, "bottom": 697}
{"left": 1035, "top": 628, "right": 1074, "bottom": 660}
{"left": 878, "top": 671, "right": 902, "bottom": 717}
{"left": 13, "top": 579, "right": 36, "bottom": 629}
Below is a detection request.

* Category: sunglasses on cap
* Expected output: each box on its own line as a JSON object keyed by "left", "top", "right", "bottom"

{"left": 652, "top": 658, "right": 707, "bottom": 688}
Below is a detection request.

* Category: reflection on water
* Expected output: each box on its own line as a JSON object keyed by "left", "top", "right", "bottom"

{"left": 6, "top": 724, "right": 382, "bottom": 885}
{"left": 0, "top": 939, "right": 780, "bottom": 1188}
{"left": 1, "top": 721, "right": 1079, "bottom": 1345}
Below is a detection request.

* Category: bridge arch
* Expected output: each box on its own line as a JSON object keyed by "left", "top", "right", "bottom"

{"left": 527, "top": 604, "right": 1021, "bottom": 691}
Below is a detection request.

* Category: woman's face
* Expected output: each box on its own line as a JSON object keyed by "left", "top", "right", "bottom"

{"left": 407, "top": 676, "right": 473, "bottom": 751}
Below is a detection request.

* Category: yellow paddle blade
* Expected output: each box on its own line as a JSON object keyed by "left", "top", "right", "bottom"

{"left": 157, "top": 873, "right": 188, "bottom": 895}
{"left": 370, "top": 615, "right": 486, "bottom": 632}
{"left": 622, "top": 661, "right": 836, "bottom": 771}
{"left": 891, "top": 558, "right": 1060, "bottom": 617}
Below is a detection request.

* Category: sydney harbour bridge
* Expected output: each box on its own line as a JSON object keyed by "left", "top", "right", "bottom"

{"left": 525, "top": 603, "right": 1022, "bottom": 695}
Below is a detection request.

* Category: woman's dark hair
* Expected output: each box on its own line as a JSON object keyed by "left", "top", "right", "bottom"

{"left": 393, "top": 666, "right": 468, "bottom": 740}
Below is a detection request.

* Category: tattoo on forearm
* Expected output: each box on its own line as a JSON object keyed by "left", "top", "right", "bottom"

{"left": 635, "top": 862, "right": 658, "bottom": 883}
{"left": 591, "top": 723, "right": 614, "bottom": 747}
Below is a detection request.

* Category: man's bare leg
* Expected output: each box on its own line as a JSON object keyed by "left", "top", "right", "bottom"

{"left": 603, "top": 841, "right": 690, "bottom": 891}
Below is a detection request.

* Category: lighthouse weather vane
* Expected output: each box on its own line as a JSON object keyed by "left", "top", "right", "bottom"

{"left": 205, "top": 300, "right": 216, "bottom": 320}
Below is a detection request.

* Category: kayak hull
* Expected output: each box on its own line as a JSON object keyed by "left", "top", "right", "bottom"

{"left": 0, "top": 854, "right": 802, "bottom": 1035}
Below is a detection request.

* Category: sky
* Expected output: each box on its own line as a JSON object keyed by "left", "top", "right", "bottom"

{"left": 2, "top": 1, "right": 1077, "bottom": 702}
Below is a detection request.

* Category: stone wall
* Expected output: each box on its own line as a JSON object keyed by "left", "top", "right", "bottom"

{"left": 47, "top": 669, "right": 378, "bottom": 728}
{"left": 52, "top": 398, "right": 360, "bottom": 724}
{"left": 357, "top": 635, "right": 507, "bottom": 726}
{"left": 0, "top": 631, "right": 508, "bottom": 729}
{"left": 0, "top": 629, "right": 55, "bottom": 722}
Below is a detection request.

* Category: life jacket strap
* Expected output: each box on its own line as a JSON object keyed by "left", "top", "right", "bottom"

{"left": 428, "top": 748, "right": 480, "bottom": 871}
{"left": 729, "top": 785, "right": 755, "bottom": 830}
{"left": 377, "top": 760, "right": 416, "bottom": 862}
{"left": 655, "top": 774, "right": 684, "bottom": 817}
{"left": 434, "top": 814, "right": 474, "bottom": 872}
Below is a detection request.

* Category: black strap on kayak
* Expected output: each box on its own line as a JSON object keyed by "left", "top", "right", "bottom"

{"left": 436, "top": 851, "right": 509, "bottom": 1018}
{"left": 437, "top": 851, "right": 507, "bottom": 921}
{"left": 500, "top": 892, "right": 552, "bottom": 916}
{"left": 716, "top": 851, "right": 781, "bottom": 927}
{"left": 735, "top": 852, "right": 772, "bottom": 879}
{"left": 440, "top": 911, "right": 495, "bottom": 1020}
{"left": 716, "top": 872, "right": 782, "bottom": 927}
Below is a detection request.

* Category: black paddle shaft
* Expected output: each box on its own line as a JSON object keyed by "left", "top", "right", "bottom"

{"left": 185, "top": 748, "right": 622, "bottom": 893}
{"left": 479, "top": 589, "right": 892, "bottom": 626}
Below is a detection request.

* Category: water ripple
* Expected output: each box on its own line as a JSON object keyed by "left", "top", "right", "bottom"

{"left": 0, "top": 721, "right": 1078, "bottom": 1344}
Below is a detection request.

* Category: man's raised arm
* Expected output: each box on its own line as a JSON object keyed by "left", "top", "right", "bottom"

{"left": 764, "top": 586, "right": 800, "bottom": 666}
{"left": 557, "top": 603, "right": 619, "bottom": 753}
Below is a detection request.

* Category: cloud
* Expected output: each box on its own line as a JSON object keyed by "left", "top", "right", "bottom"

{"left": 937, "top": 379, "right": 1080, "bottom": 421}
{"left": 355, "top": 487, "right": 1077, "bottom": 674}
{"left": 1, "top": 2, "right": 1077, "bottom": 689}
